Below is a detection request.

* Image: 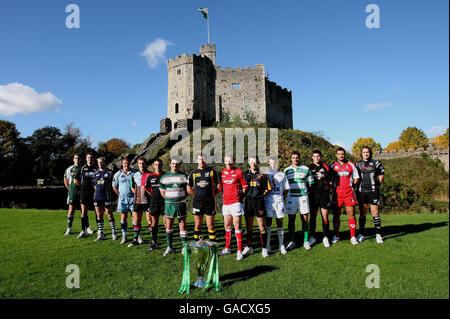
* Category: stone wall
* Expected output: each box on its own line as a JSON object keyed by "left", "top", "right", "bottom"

{"left": 373, "top": 147, "right": 449, "bottom": 172}
{"left": 265, "top": 79, "right": 293, "bottom": 129}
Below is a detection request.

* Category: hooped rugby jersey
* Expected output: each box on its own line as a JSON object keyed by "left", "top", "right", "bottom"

{"left": 266, "top": 170, "right": 290, "bottom": 202}
{"left": 330, "top": 160, "right": 359, "bottom": 189}
{"left": 308, "top": 162, "right": 332, "bottom": 193}
{"left": 80, "top": 164, "right": 97, "bottom": 191}
{"left": 243, "top": 169, "right": 272, "bottom": 199}
{"left": 93, "top": 169, "right": 114, "bottom": 201}
{"left": 145, "top": 171, "right": 165, "bottom": 204}
{"left": 220, "top": 168, "right": 248, "bottom": 205}
{"left": 283, "top": 165, "right": 314, "bottom": 197}
{"left": 356, "top": 159, "right": 384, "bottom": 192}
{"left": 159, "top": 171, "right": 189, "bottom": 204}
{"left": 131, "top": 171, "right": 152, "bottom": 204}
{"left": 188, "top": 168, "right": 220, "bottom": 198}
{"left": 112, "top": 169, "right": 136, "bottom": 199}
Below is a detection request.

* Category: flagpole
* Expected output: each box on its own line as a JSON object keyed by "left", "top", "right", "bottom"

{"left": 207, "top": 9, "right": 210, "bottom": 44}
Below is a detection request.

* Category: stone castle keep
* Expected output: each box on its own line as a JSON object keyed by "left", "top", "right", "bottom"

{"left": 160, "top": 44, "right": 293, "bottom": 132}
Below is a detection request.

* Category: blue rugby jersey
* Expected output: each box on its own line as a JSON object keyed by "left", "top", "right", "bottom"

{"left": 113, "top": 169, "right": 136, "bottom": 199}
{"left": 94, "top": 169, "right": 114, "bottom": 201}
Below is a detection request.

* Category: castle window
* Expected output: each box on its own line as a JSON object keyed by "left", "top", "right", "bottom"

{"left": 175, "top": 103, "right": 179, "bottom": 114}
{"left": 177, "top": 69, "right": 181, "bottom": 75}
{"left": 232, "top": 83, "right": 240, "bottom": 90}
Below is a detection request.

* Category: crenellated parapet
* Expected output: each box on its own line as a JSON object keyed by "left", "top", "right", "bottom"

{"left": 373, "top": 147, "right": 449, "bottom": 171}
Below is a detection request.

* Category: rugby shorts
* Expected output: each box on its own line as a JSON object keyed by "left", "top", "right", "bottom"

{"left": 244, "top": 197, "right": 266, "bottom": 218}
{"left": 286, "top": 195, "right": 310, "bottom": 215}
{"left": 192, "top": 196, "right": 216, "bottom": 216}
{"left": 357, "top": 190, "right": 381, "bottom": 206}
{"left": 149, "top": 201, "right": 165, "bottom": 217}
{"left": 333, "top": 187, "right": 358, "bottom": 208}
{"left": 67, "top": 191, "right": 80, "bottom": 206}
{"left": 133, "top": 203, "right": 148, "bottom": 213}
{"left": 164, "top": 202, "right": 187, "bottom": 220}
{"left": 309, "top": 191, "right": 331, "bottom": 210}
{"left": 94, "top": 200, "right": 113, "bottom": 208}
{"left": 222, "top": 202, "right": 244, "bottom": 217}
{"left": 117, "top": 196, "right": 134, "bottom": 213}
{"left": 265, "top": 198, "right": 286, "bottom": 219}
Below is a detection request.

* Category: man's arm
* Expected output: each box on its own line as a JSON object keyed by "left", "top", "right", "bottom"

{"left": 159, "top": 189, "right": 166, "bottom": 199}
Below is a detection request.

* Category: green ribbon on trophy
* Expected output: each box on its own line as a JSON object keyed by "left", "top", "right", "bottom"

{"left": 178, "top": 239, "right": 221, "bottom": 294}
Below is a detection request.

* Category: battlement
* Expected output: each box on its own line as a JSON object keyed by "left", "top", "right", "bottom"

{"left": 215, "top": 64, "right": 265, "bottom": 72}
{"left": 200, "top": 43, "right": 216, "bottom": 51}
{"left": 167, "top": 53, "right": 211, "bottom": 70}
{"left": 266, "top": 79, "right": 292, "bottom": 95}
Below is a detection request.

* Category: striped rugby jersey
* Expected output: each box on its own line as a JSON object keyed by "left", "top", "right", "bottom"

{"left": 131, "top": 171, "right": 152, "bottom": 205}
{"left": 283, "top": 165, "right": 314, "bottom": 197}
{"left": 159, "top": 171, "right": 189, "bottom": 204}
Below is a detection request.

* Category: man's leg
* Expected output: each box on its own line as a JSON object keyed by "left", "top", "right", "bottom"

{"left": 223, "top": 215, "right": 233, "bottom": 251}
{"left": 265, "top": 217, "right": 273, "bottom": 250}
{"left": 245, "top": 215, "right": 254, "bottom": 251}
{"left": 370, "top": 204, "right": 383, "bottom": 243}
{"left": 194, "top": 214, "right": 204, "bottom": 241}
{"left": 179, "top": 218, "right": 187, "bottom": 247}
{"left": 347, "top": 205, "right": 358, "bottom": 244}
{"left": 66, "top": 205, "right": 76, "bottom": 235}
{"left": 206, "top": 215, "right": 216, "bottom": 242}
{"left": 120, "top": 211, "right": 128, "bottom": 243}
{"left": 300, "top": 213, "right": 310, "bottom": 245}
{"left": 105, "top": 207, "right": 117, "bottom": 240}
{"left": 95, "top": 206, "right": 105, "bottom": 240}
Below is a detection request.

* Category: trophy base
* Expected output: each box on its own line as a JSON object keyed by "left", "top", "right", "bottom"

{"left": 194, "top": 278, "right": 207, "bottom": 288}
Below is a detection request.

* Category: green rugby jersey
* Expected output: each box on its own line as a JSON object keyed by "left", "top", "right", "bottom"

{"left": 64, "top": 165, "right": 81, "bottom": 197}
{"left": 159, "top": 171, "right": 189, "bottom": 204}
{"left": 283, "top": 165, "right": 314, "bottom": 197}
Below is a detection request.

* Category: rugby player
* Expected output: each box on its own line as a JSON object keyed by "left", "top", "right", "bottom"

{"left": 242, "top": 156, "right": 271, "bottom": 258}
{"left": 330, "top": 147, "right": 360, "bottom": 245}
{"left": 159, "top": 157, "right": 190, "bottom": 256}
{"left": 265, "top": 157, "right": 290, "bottom": 254}
{"left": 308, "top": 150, "right": 333, "bottom": 248}
{"left": 112, "top": 157, "right": 136, "bottom": 245}
{"left": 93, "top": 157, "right": 117, "bottom": 241}
{"left": 128, "top": 157, "right": 151, "bottom": 248}
{"left": 77, "top": 153, "right": 96, "bottom": 238}
{"left": 64, "top": 154, "right": 81, "bottom": 236}
{"left": 283, "top": 151, "right": 314, "bottom": 251}
{"left": 187, "top": 154, "right": 221, "bottom": 244}
{"left": 219, "top": 155, "right": 248, "bottom": 261}
{"left": 355, "top": 146, "right": 385, "bottom": 244}
{"left": 145, "top": 158, "right": 166, "bottom": 251}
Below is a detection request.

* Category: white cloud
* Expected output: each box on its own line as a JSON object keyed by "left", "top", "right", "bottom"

{"left": 0, "top": 82, "right": 62, "bottom": 116}
{"left": 333, "top": 141, "right": 351, "bottom": 152}
{"left": 140, "top": 38, "right": 174, "bottom": 68}
{"left": 131, "top": 121, "right": 136, "bottom": 127}
{"left": 427, "top": 125, "right": 446, "bottom": 136}
{"left": 364, "top": 101, "right": 394, "bottom": 111}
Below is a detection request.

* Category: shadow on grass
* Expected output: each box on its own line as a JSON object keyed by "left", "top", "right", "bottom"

{"left": 220, "top": 265, "right": 278, "bottom": 288}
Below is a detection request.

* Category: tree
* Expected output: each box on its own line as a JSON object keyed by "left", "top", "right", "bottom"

{"left": 352, "top": 137, "right": 382, "bottom": 157}
{"left": 398, "top": 126, "right": 428, "bottom": 150}
{"left": 98, "top": 138, "right": 130, "bottom": 163}
{"left": 385, "top": 141, "right": 401, "bottom": 151}
{"left": 0, "top": 120, "right": 20, "bottom": 159}
{"left": 437, "top": 128, "right": 449, "bottom": 147}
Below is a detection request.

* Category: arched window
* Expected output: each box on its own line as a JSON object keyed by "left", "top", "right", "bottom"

{"left": 174, "top": 122, "right": 178, "bottom": 130}
{"left": 175, "top": 103, "right": 179, "bottom": 114}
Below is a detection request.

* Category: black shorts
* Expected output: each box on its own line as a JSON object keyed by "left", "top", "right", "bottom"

{"left": 94, "top": 200, "right": 113, "bottom": 208}
{"left": 192, "top": 196, "right": 216, "bottom": 216}
{"left": 149, "top": 201, "right": 165, "bottom": 216}
{"left": 133, "top": 203, "right": 149, "bottom": 213}
{"left": 80, "top": 189, "right": 94, "bottom": 205}
{"left": 357, "top": 191, "right": 381, "bottom": 206}
{"left": 309, "top": 192, "right": 331, "bottom": 210}
{"left": 244, "top": 197, "right": 266, "bottom": 218}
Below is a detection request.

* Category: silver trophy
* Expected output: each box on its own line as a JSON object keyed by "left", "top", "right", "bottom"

{"left": 188, "top": 238, "right": 212, "bottom": 288}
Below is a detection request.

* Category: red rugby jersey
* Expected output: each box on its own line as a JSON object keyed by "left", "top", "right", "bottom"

{"left": 330, "top": 160, "right": 359, "bottom": 189}
{"left": 220, "top": 168, "right": 248, "bottom": 205}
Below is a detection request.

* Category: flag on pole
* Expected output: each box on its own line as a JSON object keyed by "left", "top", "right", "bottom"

{"left": 198, "top": 8, "right": 208, "bottom": 19}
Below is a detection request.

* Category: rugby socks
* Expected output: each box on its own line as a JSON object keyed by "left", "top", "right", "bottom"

{"left": 208, "top": 229, "right": 216, "bottom": 242}
{"left": 333, "top": 215, "right": 340, "bottom": 237}
{"left": 194, "top": 228, "right": 201, "bottom": 240}
{"left": 301, "top": 220, "right": 309, "bottom": 243}
{"left": 266, "top": 227, "right": 272, "bottom": 250}
{"left": 288, "top": 222, "right": 295, "bottom": 242}
{"left": 81, "top": 216, "right": 88, "bottom": 231}
{"left": 235, "top": 230, "right": 243, "bottom": 251}
{"left": 120, "top": 221, "right": 127, "bottom": 238}
{"left": 97, "top": 219, "right": 104, "bottom": 234}
{"left": 133, "top": 225, "right": 141, "bottom": 241}
{"left": 67, "top": 215, "right": 74, "bottom": 229}
{"left": 373, "top": 216, "right": 382, "bottom": 234}
{"left": 260, "top": 229, "right": 268, "bottom": 248}
{"left": 246, "top": 230, "right": 253, "bottom": 247}
{"left": 225, "top": 228, "right": 232, "bottom": 249}
{"left": 349, "top": 218, "right": 357, "bottom": 238}
{"left": 309, "top": 216, "right": 317, "bottom": 237}
{"left": 166, "top": 229, "right": 174, "bottom": 248}
{"left": 277, "top": 228, "right": 284, "bottom": 248}
{"left": 109, "top": 218, "right": 116, "bottom": 236}
{"left": 359, "top": 216, "right": 367, "bottom": 235}
{"left": 148, "top": 224, "right": 153, "bottom": 235}
{"left": 322, "top": 219, "right": 330, "bottom": 238}
{"left": 180, "top": 231, "right": 187, "bottom": 246}
{"left": 152, "top": 225, "right": 159, "bottom": 244}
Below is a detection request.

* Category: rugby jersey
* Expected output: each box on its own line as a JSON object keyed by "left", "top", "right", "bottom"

{"left": 112, "top": 169, "right": 136, "bottom": 199}
{"left": 283, "top": 165, "right": 314, "bottom": 197}
{"left": 308, "top": 162, "right": 332, "bottom": 193}
{"left": 145, "top": 172, "right": 165, "bottom": 204}
{"left": 266, "top": 170, "right": 290, "bottom": 202}
{"left": 93, "top": 169, "right": 114, "bottom": 201}
{"left": 80, "top": 164, "right": 97, "bottom": 191}
{"left": 159, "top": 171, "right": 189, "bottom": 204}
{"left": 188, "top": 168, "right": 220, "bottom": 198}
{"left": 243, "top": 169, "right": 271, "bottom": 199}
{"left": 131, "top": 171, "right": 152, "bottom": 205}
{"left": 356, "top": 159, "right": 384, "bottom": 192}
{"left": 330, "top": 160, "right": 359, "bottom": 189}
{"left": 220, "top": 168, "right": 248, "bottom": 205}
{"left": 64, "top": 165, "right": 81, "bottom": 195}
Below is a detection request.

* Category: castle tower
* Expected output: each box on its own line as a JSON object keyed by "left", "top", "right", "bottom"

{"left": 200, "top": 43, "right": 216, "bottom": 65}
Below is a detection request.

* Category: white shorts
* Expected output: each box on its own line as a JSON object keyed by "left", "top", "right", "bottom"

{"left": 265, "top": 199, "right": 286, "bottom": 219}
{"left": 222, "top": 202, "right": 244, "bottom": 217}
{"left": 286, "top": 196, "right": 310, "bottom": 215}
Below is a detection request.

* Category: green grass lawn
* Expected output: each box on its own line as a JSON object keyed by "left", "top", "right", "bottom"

{"left": 0, "top": 209, "right": 448, "bottom": 299}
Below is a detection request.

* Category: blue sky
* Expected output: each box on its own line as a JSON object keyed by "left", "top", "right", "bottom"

{"left": 0, "top": 0, "right": 448, "bottom": 150}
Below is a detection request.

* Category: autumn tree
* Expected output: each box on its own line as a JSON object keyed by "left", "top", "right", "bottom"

{"left": 352, "top": 137, "right": 382, "bottom": 157}
{"left": 385, "top": 141, "right": 401, "bottom": 151}
{"left": 398, "top": 126, "right": 428, "bottom": 150}
{"left": 437, "top": 128, "right": 449, "bottom": 147}
{"left": 98, "top": 138, "right": 130, "bottom": 163}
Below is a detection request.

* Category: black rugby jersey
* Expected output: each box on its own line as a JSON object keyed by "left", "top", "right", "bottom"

{"left": 308, "top": 162, "right": 332, "bottom": 193}
{"left": 188, "top": 168, "right": 220, "bottom": 198}
{"left": 145, "top": 172, "right": 165, "bottom": 204}
{"left": 356, "top": 159, "right": 384, "bottom": 192}
{"left": 80, "top": 164, "right": 97, "bottom": 191}
{"left": 244, "top": 169, "right": 271, "bottom": 199}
